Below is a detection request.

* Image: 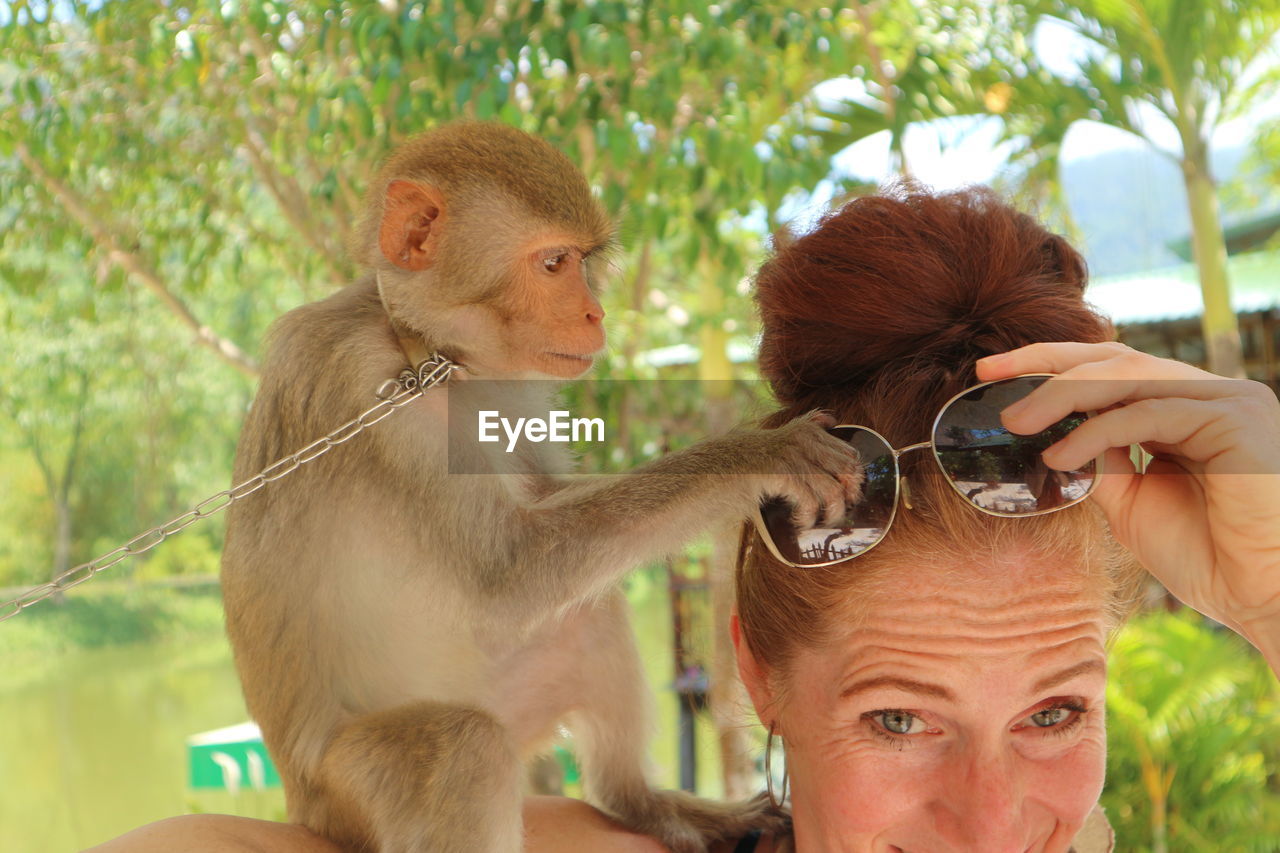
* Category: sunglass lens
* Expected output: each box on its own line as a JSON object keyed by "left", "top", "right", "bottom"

{"left": 759, "top": 427, "right": 898, "bottom": 566}
{"left": 932, "top": 376, "right": 1095, "bottom": 515}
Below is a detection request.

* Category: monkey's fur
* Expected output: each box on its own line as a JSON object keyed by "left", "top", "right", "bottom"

{"left": 221, "top": 122, "right": 860, "bottom": 853}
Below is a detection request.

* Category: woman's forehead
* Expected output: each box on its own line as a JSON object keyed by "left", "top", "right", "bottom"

{"left": 846, "top": 540, "right": 1107, "bottom": 603}
{"left": 809, "top": 555, "right": 1110, "bottom": 689}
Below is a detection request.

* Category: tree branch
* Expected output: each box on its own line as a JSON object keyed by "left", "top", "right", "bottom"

{"left": 239, "top": 117, "right": 351, "bottom": 288}
{"left": 60, "top": 367, "right": 92, "bottom": 506}
{"left": 854, "top": 1, "right": 907, "bottom": 175}
{"left": 0, "top": 395, "right": 57, "bottom": 500}
{"left": 16, "top": 144, "right": 261, "bottom": 379}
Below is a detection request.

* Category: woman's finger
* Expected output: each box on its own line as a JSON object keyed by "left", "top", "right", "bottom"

{"left": 976, "top": 341, "right": 1135, "bottom": 381}
{"left": 1088, "top": 446, "right": 1137, "bottom": 514}
{"left": 1039, "top": 397, "right": 1259, "bottom": 473}
{"left": 1002, "top": 371, "right": 1254, "bottom": 436}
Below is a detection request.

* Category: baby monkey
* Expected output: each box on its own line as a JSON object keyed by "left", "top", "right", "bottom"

{"left": 221, "top": 121, "right": 861, "bottom": 853}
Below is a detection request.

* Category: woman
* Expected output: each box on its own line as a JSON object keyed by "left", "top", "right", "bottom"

{"left": 725, "top": 184, "right": 1278, "bottom": 852}
{"left": 90, "top": 186, "right": 1279, "bottom": 852}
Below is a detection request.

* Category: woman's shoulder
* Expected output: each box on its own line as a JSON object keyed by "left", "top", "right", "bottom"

{"left": 84, "top": 799, "right": 771, "bottom": 853}
{"left": 84, "top": 800, "right": 661, "bottom": 853}
{"left": 82, "top": 814, "right": 341, "bottom": 853}
{"left": 523, "top": 796, "right": 670, "bottom": 853}
{"left": 526, "top": 798, "right": 788, "bottom": 853}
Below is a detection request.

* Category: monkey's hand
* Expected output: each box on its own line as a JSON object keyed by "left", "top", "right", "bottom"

{"left": 608, "top": 789, "right": 787, "bottom": 853}
{"left": 744, "top": 411, "right": 864, "bottom": 532}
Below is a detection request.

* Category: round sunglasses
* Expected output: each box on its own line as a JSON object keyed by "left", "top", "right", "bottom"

{"left": 754, "top": 374, "right": 1101, "bottom": 568}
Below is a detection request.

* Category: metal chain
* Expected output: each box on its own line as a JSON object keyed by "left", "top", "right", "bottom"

{"left": 0, "top": 354, "right": 460, "bottom": 623}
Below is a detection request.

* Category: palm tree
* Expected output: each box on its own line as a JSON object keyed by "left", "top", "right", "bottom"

{"left": 1033, "top": 0, "right": 1280, "bottom": 377}
{"left": 810, "top": 0, "right": 1045, "bottom": 196}
{"left": 1103, "top": 610, "right": 1280, "bottom": 853}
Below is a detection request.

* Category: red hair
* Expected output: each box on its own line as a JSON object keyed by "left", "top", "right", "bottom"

{"left": 737, "top": 184, "right": 1140, "bottom": 687}
{"left": 756, "top": 184, "right": 1110, "bottom": 431}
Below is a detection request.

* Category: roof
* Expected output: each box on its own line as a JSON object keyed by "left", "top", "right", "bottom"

{"left": 1169, "top": 208, "right": 1280, "bottom": 260}
{"left": 637, "top": 250, "right": 1280, "bottom": 368}
{"left": 1085, "top": 249, "right": 1280, "bottom": 326}
{"left": 640, "top": 339, "right": 757, "bottom": 368}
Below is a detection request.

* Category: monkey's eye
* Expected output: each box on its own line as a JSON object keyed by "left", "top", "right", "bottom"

{"left": 542, "top": 253, "right": 568, "bottom": 273}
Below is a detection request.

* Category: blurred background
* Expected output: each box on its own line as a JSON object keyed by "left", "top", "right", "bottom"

{"left": 2, "top": 1, "right": 1279, "bottom": 850}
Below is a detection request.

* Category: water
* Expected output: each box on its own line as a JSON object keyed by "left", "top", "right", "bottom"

{"left": 0, "top": 638, "right": 284, "bottom": 852}
{"left": 0, "top": 583, "right": 728, "bottom": 852}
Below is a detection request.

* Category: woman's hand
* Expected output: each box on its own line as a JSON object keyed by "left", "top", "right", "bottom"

{"left": 977, "top": 342, "right": 1280, "bottom": 664}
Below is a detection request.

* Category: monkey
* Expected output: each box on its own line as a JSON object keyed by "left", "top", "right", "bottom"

{"left": 220, "top": 121, "right": 861, "bottom": 853}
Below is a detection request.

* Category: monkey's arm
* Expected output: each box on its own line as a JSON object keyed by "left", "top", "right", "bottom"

{"left": 462, "top": 416, "right": 859, "bottom": 620}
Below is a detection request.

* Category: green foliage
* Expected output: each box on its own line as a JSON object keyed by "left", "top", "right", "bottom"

{"left": 1, "top": 0, "right": 889, "bottom": 592}
{"left": 136, "top": 529, "right": 224, "bottom": 580}
{"left": 1047, "top": 0, "right": 1280, "bottom": 138}
{"left": 0, "top": 584, "right": 227, "bottom": 662}
{"left": 1102, "top": 610, "right": 1280, "bottom": 852}
{"left": 1, "top": 5, "right": 1277, "bottom": 846}
{"left": 0, "top": 259, "right": 248, "bottom": 588}
{"left": 812, "top": 0, "right": 1040, "bottom": 177}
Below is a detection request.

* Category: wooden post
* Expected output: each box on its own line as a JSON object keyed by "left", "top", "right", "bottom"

{"left": 1259, "top": 310, "right": 1277, "bottom": 385}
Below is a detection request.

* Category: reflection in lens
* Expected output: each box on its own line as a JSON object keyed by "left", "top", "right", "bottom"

{"left": 933, "top": 376, "right": 1094, "bottom": 515}
{"left": 760, "top": 428, "right": 897, "bottom": 566}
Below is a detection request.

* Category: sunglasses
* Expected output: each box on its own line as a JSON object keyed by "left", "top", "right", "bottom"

{"left": 754, "top": 374, "right": 1101, "bottom": 568}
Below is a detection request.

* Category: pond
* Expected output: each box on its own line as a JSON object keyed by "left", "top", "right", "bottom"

{"left": 0, "top": 638, "right": 285, "bottom": 851}
{"left": 0, "top": 582, "right": 727, "bottom": 852}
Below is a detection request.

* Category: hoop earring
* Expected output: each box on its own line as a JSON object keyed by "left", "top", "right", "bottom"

{"left": 764, "top": 723, "right": 789, "bottom": 809}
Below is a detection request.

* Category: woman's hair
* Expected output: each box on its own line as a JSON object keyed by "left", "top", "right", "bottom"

{"left": 736, "top": 183, "right": 1145, "bottom": 691}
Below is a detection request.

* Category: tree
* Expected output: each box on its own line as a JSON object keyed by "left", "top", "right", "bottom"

{"left": 1, "top": 0, "right": 874, "bottom": 795}
{"left": 1103, "top": 610, "right": 1280, "bottom": 853}
{"left": 1026, "top": 0, "right": 1280, "bottom": 378}
{"left": 812, "top": 0, "right": 1042, "bottom": 186}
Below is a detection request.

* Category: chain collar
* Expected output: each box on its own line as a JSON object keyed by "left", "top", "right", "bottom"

{"left": 376, "top": 270, "right": 467, "bottom": 389}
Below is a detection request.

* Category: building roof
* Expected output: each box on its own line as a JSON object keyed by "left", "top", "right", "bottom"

{"left": 1085, "top": 249, "right": 1280, "bottom": 326}
{"left": 639, "top": 250, "right": 1280, "bottom": 368}
{"left": 1169, "top": 208, "right": 1280, "bottom": 260}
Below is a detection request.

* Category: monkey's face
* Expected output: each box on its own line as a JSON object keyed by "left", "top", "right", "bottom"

{"left": 376, "top": 176, "right": 613, "bottom": 379}
{"left": 487, "top": 239, "right": 607, "bottom": 379}
{"left": 406, "top": 235, "right": 608, "bottom": 380}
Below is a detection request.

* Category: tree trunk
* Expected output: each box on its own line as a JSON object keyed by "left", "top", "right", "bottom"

{"left": 696, "top": 260, "right": 760, "bottom": 799}
{"left": 1180, "top": 137, "right": 1244, "bottom": 378}
{"left": 50, "top": 495, "right": 73, "bottom": 604}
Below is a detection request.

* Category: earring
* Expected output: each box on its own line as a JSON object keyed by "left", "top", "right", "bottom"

{"left": 764, "top": 723, "right": 789, "bottom": 810}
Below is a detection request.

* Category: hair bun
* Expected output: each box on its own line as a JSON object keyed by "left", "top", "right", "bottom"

{"left": 753, "top": 184, "right": 1113, "bottom": 405}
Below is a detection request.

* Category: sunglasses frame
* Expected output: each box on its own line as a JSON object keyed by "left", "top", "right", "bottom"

{"left": 751, "top": 373, "right": 1103, "bottom": 569}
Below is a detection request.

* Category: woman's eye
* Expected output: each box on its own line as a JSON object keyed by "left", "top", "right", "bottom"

{"left": 1029, "top": 707, "right": 1070, "bottom": 727}
{"left": 1017, "top": 702, "right": 1088, "bottom": 734}
{"left": 543, "top": 254, "right": 566, "bottom": 273}
{"left": 875, "top": 710, "right": 925, "bottom": 735}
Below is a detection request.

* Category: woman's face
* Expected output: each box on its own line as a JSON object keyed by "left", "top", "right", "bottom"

{"left": 736, "top": 552, "right": 1109, "bottom": 853}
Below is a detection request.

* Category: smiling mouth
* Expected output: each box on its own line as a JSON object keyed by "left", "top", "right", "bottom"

{"left": 545, "top": 351, "right": 594, "bottom": 364}
{"left": 890, "top": 844, "right": 1038, "bottom": 852}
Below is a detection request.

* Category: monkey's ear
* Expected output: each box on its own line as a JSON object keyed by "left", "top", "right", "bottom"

{"left": 379, "top": 180, "right": 447, "bottom": 271}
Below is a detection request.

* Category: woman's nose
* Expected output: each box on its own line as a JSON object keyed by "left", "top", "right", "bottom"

{"left": 932, "top": 751, "right": 1030, "bottom": 852}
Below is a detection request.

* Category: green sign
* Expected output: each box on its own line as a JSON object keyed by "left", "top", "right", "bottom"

{"left": 187, "top": 722, "right": 581, "bottom": 792}
{"left": 187, "top": 722, "right": 281, "bottom": 792}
